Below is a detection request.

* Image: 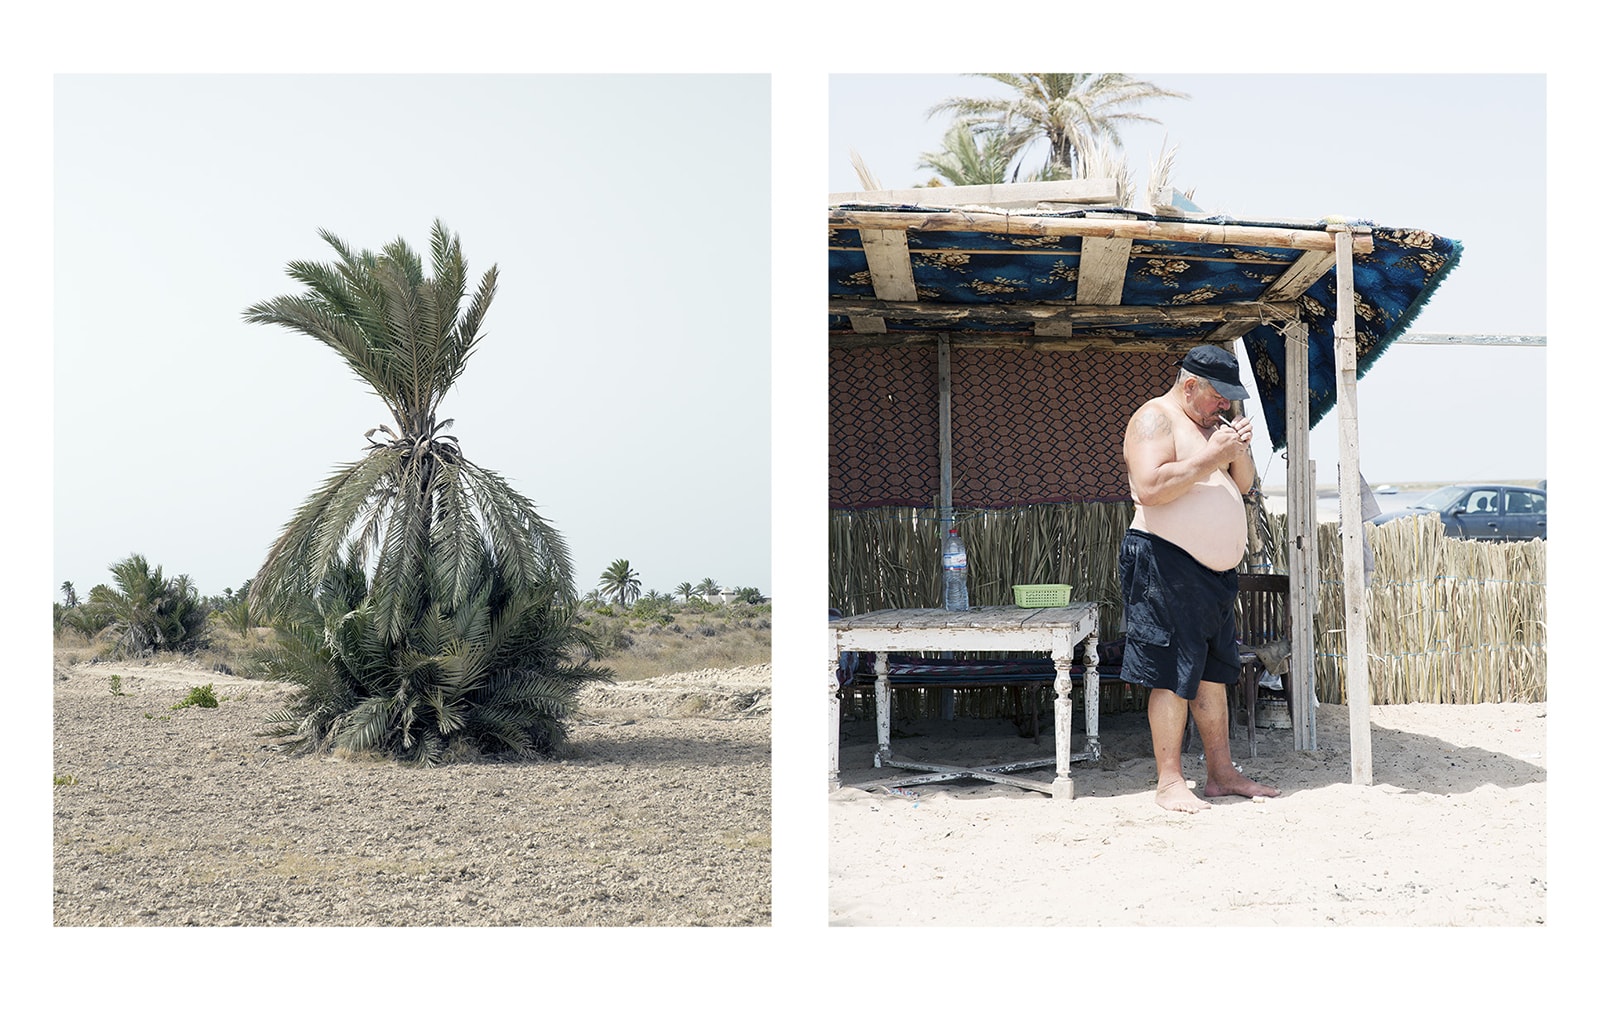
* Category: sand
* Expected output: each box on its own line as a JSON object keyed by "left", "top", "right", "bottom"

{"left": 830, "top": 697, "right": 1545, "bottom": 926}
{"left": 52, "top": 658, "right": 771, "bottom": 927}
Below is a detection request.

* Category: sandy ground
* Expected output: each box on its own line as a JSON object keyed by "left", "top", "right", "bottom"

{"left": 52, "top": 658, "right": 770, "bottom": 926}
{"left": 830, "top": 697, "right": 1545, "bottom": 926}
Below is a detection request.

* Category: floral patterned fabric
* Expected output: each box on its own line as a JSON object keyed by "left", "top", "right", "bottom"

{"left": 828, "top": 208, "right": 1462, "bottom": 505}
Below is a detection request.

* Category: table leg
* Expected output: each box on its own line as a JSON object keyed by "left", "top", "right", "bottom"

{"left": 1083, "top": 628, "right": 1101, "bottom": 763}
{"left": 828, "top": 653, "right": 841, "bottom": 790}
{"left": 1051, "top": 648, "right": 1074, "bottom": 801}
{"left": 874, "top": 651, "right": 891, "bottom": 769}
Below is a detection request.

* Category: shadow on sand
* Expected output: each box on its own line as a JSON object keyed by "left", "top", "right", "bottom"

{"left": 835, "top": 703, "right": 1544, "bottom": 802}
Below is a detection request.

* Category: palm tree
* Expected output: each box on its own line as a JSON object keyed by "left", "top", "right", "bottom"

{"left": 927, "top": 73, "right": 1186, "bottom": 182}
{"left": 599, "top": 558, "right": 642, "bottom": 608}
{"left": 242, "top": 220, "right": 572, "bottom": 639}
{"left": 696, "top": 577, "right": 720, "bottom": 598}
{"left": 61, "top": 581, "right": 78, "bottom": 608}
{"left": 916, "top": 121, "right": 1028, "bottom": 186}
{"left": 676, "top": 581, "right": 697, "bottom": 603}
{"left": 78, "top": 553, "right": 208, "bottom": 657}
{"left": 261, "top": 548, "right": 606, "bottom": 763}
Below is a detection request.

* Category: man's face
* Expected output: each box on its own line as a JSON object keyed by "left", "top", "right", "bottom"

{"left": 1183, "top": 377, "right": 1233, "bottom": 427}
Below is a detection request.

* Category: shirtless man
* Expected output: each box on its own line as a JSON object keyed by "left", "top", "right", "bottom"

{"left": 1121, "top": 344, "right": 1279, "bottom": 812}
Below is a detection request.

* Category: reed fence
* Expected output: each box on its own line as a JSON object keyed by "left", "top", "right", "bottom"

{"left": 1310, "top": 514, "right": 1546, "bottom": 704}
{"left": 830, "top": 503, "right": 1546, "bottom": 711}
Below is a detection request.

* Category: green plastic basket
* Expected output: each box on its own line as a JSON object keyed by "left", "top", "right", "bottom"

{"left": 1012, "top": 583, "right": 1072, "bottom": 608}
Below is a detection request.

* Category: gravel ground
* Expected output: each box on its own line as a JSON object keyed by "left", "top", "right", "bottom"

{"left": 52, "top": 659, "right": 771, "bottom": 926}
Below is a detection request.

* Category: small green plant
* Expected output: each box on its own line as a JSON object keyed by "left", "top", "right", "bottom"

{"left": 108, "top": 674, "right": 125, "bottom": 696}
{"left": 54, "top": 773, "right": 79, "bottom": 787}
{"left": 173, "top": 683, "right": 220, "bottom": 710}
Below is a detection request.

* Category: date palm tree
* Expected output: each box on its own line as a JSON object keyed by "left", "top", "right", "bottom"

{"left": 243, "top": 222, "right": 603, "bottom": 762}
{"left": 79, "top": 553, "right": 208, "bottom": 656}
{"left": 599, "top": 558, "right": 641, "bottom": 608}
{"left": 916, "top": 121, "right": 1028, "bottom": 186}
{"left": 696, "top": 577, "right": 720, "bottom": 599}
{"left": 928, "top": 73, "right": 1186, "bottom": 182}
{"left": 676, "top": 581, "right": 697, "bottom": 603}
{"left": 243, "top": 220, "right": 572, "bottom": 639}
{"left": 261, "top": 548, "right": 606, "bottom": 763}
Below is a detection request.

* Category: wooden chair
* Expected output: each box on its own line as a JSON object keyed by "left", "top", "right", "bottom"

{"left": 1234, "top": 573, "right": 1292, "bottom": 758}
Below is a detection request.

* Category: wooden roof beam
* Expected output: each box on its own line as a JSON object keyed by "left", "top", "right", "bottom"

{"left": 859, "top": 228, "right": 919, "bottom": 302}
{"left": 831, "top": 208, "right": 1376, "bottom": 254}
{"left": 829, "top": 297, "right": 1301, "bottom": 327}
{"left": 829, "top": 179, "right": 1120, "bottom": 209}
{"left": 828, "top": 332, "right": 1201, "bottom": 353}
{"left": 1263, "top": 250, "right": 1336, "bottom": 302}
{"left": 1075, "top": 237, "right": 1133, "bottom": 305}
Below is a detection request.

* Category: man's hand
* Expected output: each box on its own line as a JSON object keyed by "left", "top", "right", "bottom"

{"left": 1215, "top": 414, "right": 1253, "bottom": 453}
{"left": 1216, "top": 414, "right": 1256, "bottom": 494}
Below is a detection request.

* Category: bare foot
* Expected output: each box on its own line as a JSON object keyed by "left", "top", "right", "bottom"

{"left": 1203, "top": 771, "right": 1279, "bottom": 800}
{"left": 1155, "top": 779, "right": 1210, "bottom": 813}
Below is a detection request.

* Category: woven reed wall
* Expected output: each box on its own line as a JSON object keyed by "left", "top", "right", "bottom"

{"left": 1309, "top": 514, "right": 1547, "bottom": 704}
{"left": 831, "top": 504, "right": 1546, "bottom": 711}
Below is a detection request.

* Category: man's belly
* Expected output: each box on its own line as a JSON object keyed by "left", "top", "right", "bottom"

{"left": 1131, "top": 474, "right": 1246, "bottom": 571}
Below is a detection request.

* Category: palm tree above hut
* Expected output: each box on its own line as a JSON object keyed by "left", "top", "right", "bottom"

{"left": 916, "top": 121, "right": 1026, "bottom": 187}
{"left": 927, "top": 73, "right": 1187, "bottom": 183}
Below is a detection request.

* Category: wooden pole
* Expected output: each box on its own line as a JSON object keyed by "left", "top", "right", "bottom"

{"left": 938, "top": 335, "right": 953, "bottom": 525}
{"left": 937, "top": 336, "right": 956, "bottom": 719}
{"left": 1284, "top": 319, "right": 1317, "bottom": 750}
{"left": 1223, "top": 339, "right": 1270, "bottom": 575}
{"left": 1333, "top": 230, "right": 1373, "bottom": 785}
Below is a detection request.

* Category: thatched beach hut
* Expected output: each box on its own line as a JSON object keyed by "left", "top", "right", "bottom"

{"left": 827, "top": 179, "right": 1465, "bottom": 784}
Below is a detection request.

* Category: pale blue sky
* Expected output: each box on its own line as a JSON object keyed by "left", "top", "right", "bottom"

{"left": 830, "top": 73, "right": 1547, "bottom": 489}
{"left": 53, "top": 74, "right": 771, "bottom": 599}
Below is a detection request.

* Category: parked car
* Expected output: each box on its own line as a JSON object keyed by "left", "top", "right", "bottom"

{"left": 1368, "top": 483, "right": 1546, "bottom": 541}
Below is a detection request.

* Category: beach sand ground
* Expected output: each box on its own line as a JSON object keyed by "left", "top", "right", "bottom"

{"left": 830, "top": 697, "right": 1544, "bottom": 926}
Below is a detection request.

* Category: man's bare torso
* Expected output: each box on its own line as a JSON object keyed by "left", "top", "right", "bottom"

{"left": 1127, "top": 394, "right": 1246, "bottom": 571}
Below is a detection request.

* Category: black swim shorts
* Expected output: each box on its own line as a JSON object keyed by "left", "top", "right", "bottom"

{"left": 1118, "top": 528, "right": 1240, "bottom": 700}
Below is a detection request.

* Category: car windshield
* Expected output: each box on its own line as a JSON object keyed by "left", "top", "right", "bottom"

{"left": 1413, "top": 486, "right": 1470, "bottom": 512}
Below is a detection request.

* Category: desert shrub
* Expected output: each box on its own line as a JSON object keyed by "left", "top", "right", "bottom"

{"left": 173, "top": 683, "right": 220, "bottom": 709}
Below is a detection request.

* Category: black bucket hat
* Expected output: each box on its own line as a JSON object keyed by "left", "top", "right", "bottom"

{"left": 1180, "top": 344, "right": 1250, "bottom": 401}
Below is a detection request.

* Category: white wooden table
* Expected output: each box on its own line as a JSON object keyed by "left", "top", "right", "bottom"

{"left": 828, "top": 604, "right": 1101, "bottom": 800}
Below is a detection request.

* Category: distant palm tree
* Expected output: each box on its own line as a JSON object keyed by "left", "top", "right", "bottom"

{"left": 928, "top": 73, "right": 1186, "bottom": 182}
{"left": 599, "top": 558, "right": 642, "bottom": 608}
{"left": 243, "top": 220, "right": 573, "bottom": 638}
{"left": 916, "top": 121, "right": 1028, "bottom": 186}
{"left": 61, "top": 581, "right": 78, "bottom": 608}
{"left": 696, "top": 577, "right": 720, "bottom": 599}
{"left": 676, "top": 581, "right": 697, "bottom": 603}
{"left": 81, "top": 553, "right": 208, "bottom": 657}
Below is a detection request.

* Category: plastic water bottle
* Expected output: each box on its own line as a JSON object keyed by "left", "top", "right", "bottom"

{"left": 942, "top": 527, "right": 970, "bottom": 611}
